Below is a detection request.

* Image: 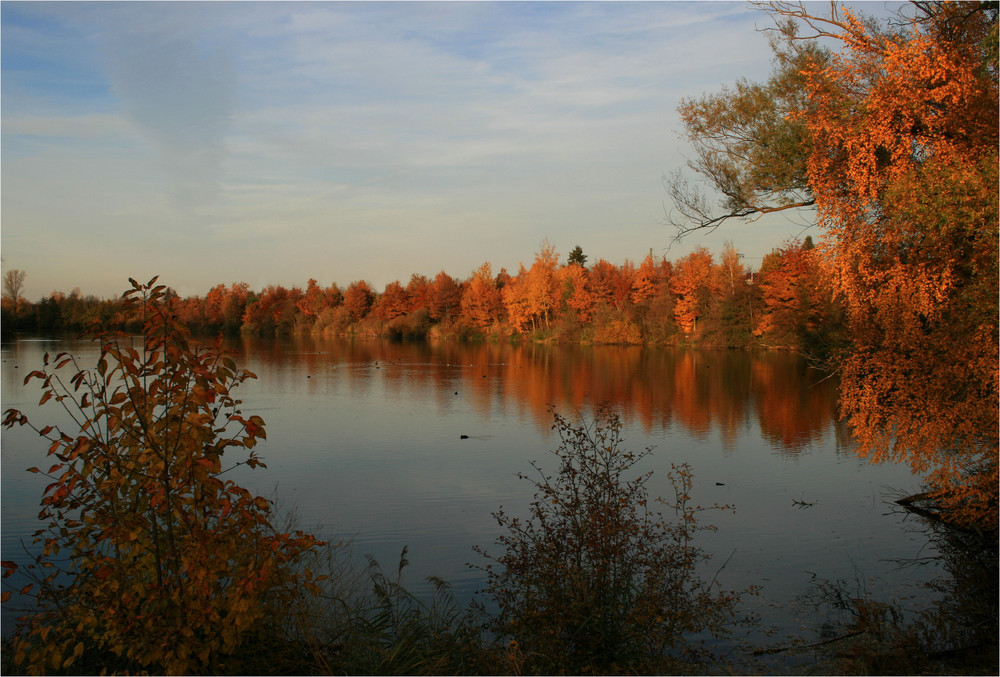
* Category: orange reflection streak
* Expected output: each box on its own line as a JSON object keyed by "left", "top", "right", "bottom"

{"left": 751, "top": 354, "right": 839, "bottom": 453}
{"left": 234, "top": 337, "right": 839, "bottom": 452}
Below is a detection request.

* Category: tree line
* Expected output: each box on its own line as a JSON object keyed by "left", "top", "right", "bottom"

{"left": 1, "top": 236, "right": 843, "bottom": 353}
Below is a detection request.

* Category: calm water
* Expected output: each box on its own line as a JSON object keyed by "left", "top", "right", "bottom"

{"left": 1, "top": 335, "right": 945, "bottom": 663}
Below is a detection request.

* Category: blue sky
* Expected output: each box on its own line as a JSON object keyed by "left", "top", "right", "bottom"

{"left": 3, "top": 1, "right": 823, "bottom": 301}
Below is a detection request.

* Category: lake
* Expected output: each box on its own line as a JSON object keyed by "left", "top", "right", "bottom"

{"left": 0, "top": 335, "right": 946, "bottom": 667}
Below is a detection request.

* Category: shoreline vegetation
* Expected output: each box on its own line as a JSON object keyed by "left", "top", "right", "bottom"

{"left": 2, "top": 237, "right": 846, "bottom": 357}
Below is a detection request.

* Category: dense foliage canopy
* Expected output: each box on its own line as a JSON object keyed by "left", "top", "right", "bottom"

{"left": 671, "top": 1, "right": 998, "bottom": 532}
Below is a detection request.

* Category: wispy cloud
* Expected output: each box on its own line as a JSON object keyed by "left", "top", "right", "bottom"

{"left": 101, "top": 25, "right": 236, "bottom": 208}
{"left": 2, "top": 1, "right": 799, "bottom": 301}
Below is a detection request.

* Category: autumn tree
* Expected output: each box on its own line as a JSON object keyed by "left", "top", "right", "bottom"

{"left": 296, "top": 278, "right": 326, "bottom": 320}
{"left": 223, "top": 282, "right": 252, "bottom": 334}
{"left": 427, "top": 271, "right": 462, "bottom": 323}
{"left": 558, "top": 262, "right": 595, "bottom": 323}
{"left": 588, "top": 259, "right": 620, "bottom": 309}
{"left": 502, "top": 244, "right": 562, "bottom": 333}
{"left": 754, "top": 239, "right": 830, "bottom": 348}
{"left": 608, "top": 259, "right": 637, "bottom": 311}
{"left": 675, "top": 1, "right": 998, "bottom": 529}
{"left": 782, "top": 1, "right": 999, "bottom": 530}
{"left": 501, "top": 265, "right": 533, "bottom": 333}
{"left": 203, "top": 283, "right": 230, "bottom": 330}
{"left": 670, "top": 247, "right": 716, "bottom": 335}
{"left": 172, "top": 294, "right": 205, "bottom": 329}
{"left": 241, "top": 285, "right": 303, "bottom": 336}
{"left": 1, "top": 277, "right": 322, "bottom": 674}
{"left": 343, "top": 280, "right": 375, "bottom": 322}
{"left": 405, "top": 274, "right": 432, "bottom": 315}
{"left": 492, "top": 266, "right": 510, "bottom": 287}
{"left": 460, "top": 262, "right": 503, "bottom": 332}
{"left": 323, "top": 281, "right": 344, "bottom": 309}
{"left": 523, "top": 242, "right": 561, "bottom": 330}
{"left": 375, "top": 280, "right": 410, "bottom": 321}
{"left": 630, "top": 254, "right": 660, "bottom": 305}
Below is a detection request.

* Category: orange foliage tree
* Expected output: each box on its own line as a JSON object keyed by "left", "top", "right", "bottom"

{"left": 780, "top": 1, "right": 999, "bottom": 530}
{"left": 587, "top": 259, "right": 619, "bottom": 309}
{"left": 405, "top": 273, "right": 432, "bottom": 314}
{"left": 630, "top": 254, "right": 660, "bottom": 305}
{"left": 502, "top": 244, "right": 562, "bottom": 334}
{"left": 754, "top": 238, "right": 830, "bottom": 348}
{"left": 427, "top": 271, "right": 463, "bottom": 323}
{"left": 460, "top": 262, "right": 503, "bottom": 332}
{"left": 242, "top": 285, "right": 304, "bottom": 335}
{"left": 296, "top": 278, "right": 326, "bottom": 319}
{"left": 1, "top": 278, "right": 323, "bottom": 674}
{"left": 523, "top": 242, "right": 561, "bottom": 329}
{"left": 558, "top": 262, "right": 595, "bottom": 323}
{"left": 343, "top": 280, "right": 375, "bottom": 322}
{"left": 375, "top": 280, "right": 409, "bottom": 321}
{"left": 607, "top": 259, "right": 636, "bottom": 311}
{"left": 501, "top": 264, "right": 533, "bottom": 333}
{"left": 670, "top": 247, "right": 716, "bottom": 335}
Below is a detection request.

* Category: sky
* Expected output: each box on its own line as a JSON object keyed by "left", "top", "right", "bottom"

{"left": 2, "top": 1, "right": 827, "bottom": 301}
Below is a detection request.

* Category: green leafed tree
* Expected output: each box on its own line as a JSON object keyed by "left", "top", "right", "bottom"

{"left": 666, "top": 29, "right": 828, "bottom": 237}
{"left": 567, "top": 245, "right": 588, "bottom": 267}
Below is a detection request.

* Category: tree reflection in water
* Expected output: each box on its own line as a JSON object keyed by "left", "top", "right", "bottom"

{"left": 238, "top": 335, "right": 840, "bottom": 454}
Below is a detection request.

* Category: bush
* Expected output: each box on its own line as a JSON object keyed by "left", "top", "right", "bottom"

{"left": 314, "top": 305, "right": 353, "bottom": 336}
{"left": 1, "top": 277, "right": 323, "bottom": 674}
{"left": 386, "top": 309, "right": 432, "bottom": 341}
{"left": 473, "top": 408, "right": 752, "bottom": 674}
{"left": 591, "top": 318, "right": 643, "bottom": 345}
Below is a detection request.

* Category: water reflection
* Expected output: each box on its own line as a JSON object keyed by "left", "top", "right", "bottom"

{"left": 234, "top": 336, "right": 840, "bottom": 453}
{"left": 2, "top": 335, "right": 936, "bottom": 657}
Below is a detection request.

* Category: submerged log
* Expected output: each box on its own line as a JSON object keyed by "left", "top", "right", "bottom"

{"left": 751, "top": 630, "right": 866, "bottom": 655}
{"left": 895, "top": 492, "right": 946, "bottom": 523}
{"left": 894, "top": 492, "right": 987, "bottom": 539}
